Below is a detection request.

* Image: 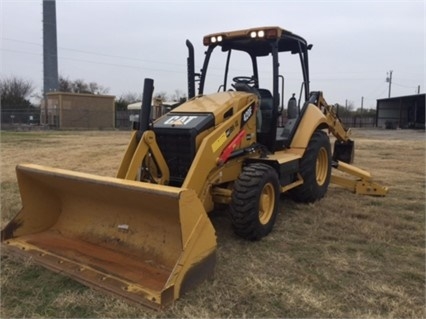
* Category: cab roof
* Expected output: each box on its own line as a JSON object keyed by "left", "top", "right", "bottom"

{"left": 203, "top": 26, "right": 311, "bottom": 56}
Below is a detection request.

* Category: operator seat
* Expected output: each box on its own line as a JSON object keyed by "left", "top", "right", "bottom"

{"left": 232, "top": 82, "right": 258, "bottom": 95}
{"left": 233, "top": 83, "right": 261, "bottom": 132}
{"left": 234, "top": 84, "right": 282, "bottom": 151}
{"left": 233, "top": 83, "right": 273, "bottom": 133}
{"left": 257, "top": 89, "right": 273, "bottom": 133}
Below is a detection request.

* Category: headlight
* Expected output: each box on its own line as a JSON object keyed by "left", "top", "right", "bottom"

{"left": 210, "top": 35, "right": 223, "bottom": 43}
{"left": 250, "top": 30, "right": 265, "bottom": 38}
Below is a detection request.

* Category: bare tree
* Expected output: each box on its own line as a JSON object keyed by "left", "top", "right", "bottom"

{"left": 59, "top": 75, "right": 73, "bottom": 92}
{"left": 115, "top": 92, "right": 141, "bottom": 111}
{"left": 72, "top": 79, "right": 90, "bottom": 93}
{"left": 59, "top": 75, "right": 109, "bottom": 94}
{"left": 0, "top": 76, "right": 35, "bottom": 109}
{"left": 346, "top": 100, "right": 354, "bottom": 112}
{"left": 155, "top": 91, "right": 168, "bottom": 102}
{"left": 120, "top": 92, "right": 140, "bottom": 103}
{"left": 88, "top": 81, "right": 109, "bottom": 94}
{"left": 172, "top": 89, "right": 182, "bottom": 101}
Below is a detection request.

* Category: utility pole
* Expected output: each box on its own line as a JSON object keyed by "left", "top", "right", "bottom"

{"left": 386, "top": 70, "right": 393, "bottom": 98}
{"left": 360, "top": 96, "right": 364, "bottom": 128}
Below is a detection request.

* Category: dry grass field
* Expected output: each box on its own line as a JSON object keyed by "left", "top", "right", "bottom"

{"left": 0, "top": 129, "right": 425, "bottom": 318}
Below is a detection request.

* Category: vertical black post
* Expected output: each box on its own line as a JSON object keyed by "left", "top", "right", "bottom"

{"left": 186, "top": 40, "right": 195, "bottom": 99}
{"left": 138, "top": 78, "right": 154, "bottom": 137}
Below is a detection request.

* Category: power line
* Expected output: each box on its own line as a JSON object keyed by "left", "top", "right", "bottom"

{"left": 1, "top": 48, "right": 186, "bottom": 74}
{"left": 392, "top": 81, "right": 418, "bottom": 89}
{"left": 1, "top": 45, "right": 250, "bottom": 75}
{"left": 60, "top": 55, "right": 186, "bottom": 74}
{"left": 3, "top": 37, "right": 185, "bottom": 67}
{"left": 1, "top": 48, "right": 42, "bottom": 56}
{"left": 5, "top": 37, "right": 405, "bottom": 80}
{"left": 9, "top": 37, "right": 418, "bottom": 86}
{"left": 4, "top": 37, "right": 423, "bottom": 98}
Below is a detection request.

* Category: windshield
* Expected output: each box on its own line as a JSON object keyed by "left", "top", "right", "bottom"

{"left": 200, "top": 45, "right": 306, "bottom": 111}
{"left": 202, "top": 48, "right": 253, "bottom": 93}
{"left": 201, "top": 46, "right": 275, "bottom": 95}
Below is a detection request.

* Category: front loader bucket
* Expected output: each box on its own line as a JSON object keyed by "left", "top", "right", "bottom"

{"left": 1, "top": 164, "right": 216, "bottom": 309}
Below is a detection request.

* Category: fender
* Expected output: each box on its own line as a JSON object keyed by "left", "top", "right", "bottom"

{"left": 290, "top": 103, "right": 328, "bottom": 150}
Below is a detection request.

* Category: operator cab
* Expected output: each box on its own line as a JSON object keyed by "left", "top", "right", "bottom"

{"left": 188, "top": 26, "right": 312, "bottom": 153}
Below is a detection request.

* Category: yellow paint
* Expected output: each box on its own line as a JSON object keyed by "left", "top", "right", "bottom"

{"left": 1, "top": 163, "right": 216, "bottom": 308}
{"left": 331, "top": 161, "right": 388, "bottom": 196}
{"left": 211, "top": 132, "right": 228, "bottom": 153}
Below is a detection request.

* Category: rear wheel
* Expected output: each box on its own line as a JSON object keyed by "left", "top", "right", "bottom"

{"left": 290, "top": 130, "right": 331, "bottom": 203}
{"left": 229, "top": 163, "right": 280, "bottom": 240}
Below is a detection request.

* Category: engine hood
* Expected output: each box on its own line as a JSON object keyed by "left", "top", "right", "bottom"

{"left": 169, "top": 91, "right": 256, "bottom": 126}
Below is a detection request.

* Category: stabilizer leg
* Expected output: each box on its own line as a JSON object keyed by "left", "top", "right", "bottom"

{"left": 331, "top": 160, "right": 388, "bottom": 196}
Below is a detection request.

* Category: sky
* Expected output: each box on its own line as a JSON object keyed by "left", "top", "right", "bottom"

{"left": 1, "top": 0, "right": 425, "bottom": 109}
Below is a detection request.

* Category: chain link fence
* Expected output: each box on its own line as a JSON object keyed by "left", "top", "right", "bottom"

{"left": 1, "top": 108, "right": 41, "bottom": 125}
{"left": 340, "top": 116, "right": 376, "bottom": 128}
{"left": 1, "top": 108, "right": 377, "bottom": 130}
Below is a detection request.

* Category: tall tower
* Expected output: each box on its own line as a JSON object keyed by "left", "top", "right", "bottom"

{"left": 43, "top": 0, "right": 59, "bottom": 94}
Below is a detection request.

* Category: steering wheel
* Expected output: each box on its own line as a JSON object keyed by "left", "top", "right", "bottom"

{"left": 233, "top": 76, "right": 255, "bottom": 85}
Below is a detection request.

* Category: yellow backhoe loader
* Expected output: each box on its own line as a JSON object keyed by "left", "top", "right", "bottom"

{"left": 1, "top": 26, "right": 388, "bottom": 309}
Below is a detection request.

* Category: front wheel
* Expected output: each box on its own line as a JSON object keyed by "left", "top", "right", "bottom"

{"left": 229, "top": 163, "right": 280, "bottom": 240}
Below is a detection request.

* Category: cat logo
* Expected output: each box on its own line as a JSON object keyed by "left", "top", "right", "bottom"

{"left": 164, "top": 115, "right": 198, "bottom": 126}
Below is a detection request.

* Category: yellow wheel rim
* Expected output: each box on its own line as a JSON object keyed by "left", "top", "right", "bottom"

{"left": 259, "top": 183, "right": 275, "bottom": 225}
{"left": 316, "top": 147, "right": 328, "bottom": 186}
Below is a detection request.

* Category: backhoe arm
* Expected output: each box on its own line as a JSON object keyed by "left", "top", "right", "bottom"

{"left": 312, "top": 91, "right": 351, "bottom": 142}
{"left": 310, "top": 91, "right": 388, "bottom": 196}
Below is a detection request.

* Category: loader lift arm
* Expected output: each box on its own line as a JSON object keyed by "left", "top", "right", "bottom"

{"left": 311, "top": 91, "right": 388, "bottom": 196}
{"left": 116, "top": 78, "right": 170, "bottom": 185}
{"left": 116, "top": 130, "right": 170, "bottom": 184}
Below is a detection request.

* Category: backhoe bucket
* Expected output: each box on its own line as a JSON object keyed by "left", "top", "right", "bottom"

{"left": 1, "top": 164, "right": 217, "bottom": 309}
{"left": 333, "top": 140, "right": 354, "bottom": 164}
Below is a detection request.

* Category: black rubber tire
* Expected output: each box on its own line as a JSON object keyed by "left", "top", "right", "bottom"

{"left": 229, "top": 163, "right": 280, "bottom": 240}
{"left": 290, "top": 130, "right": 332, "bottom": 203}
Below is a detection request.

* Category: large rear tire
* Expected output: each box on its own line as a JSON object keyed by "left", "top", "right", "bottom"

{"left": 229, "top": 163, "right": 280, "bottom": 240}
{"left": 290, "top": 130, "right": 331, "bottom": 203}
